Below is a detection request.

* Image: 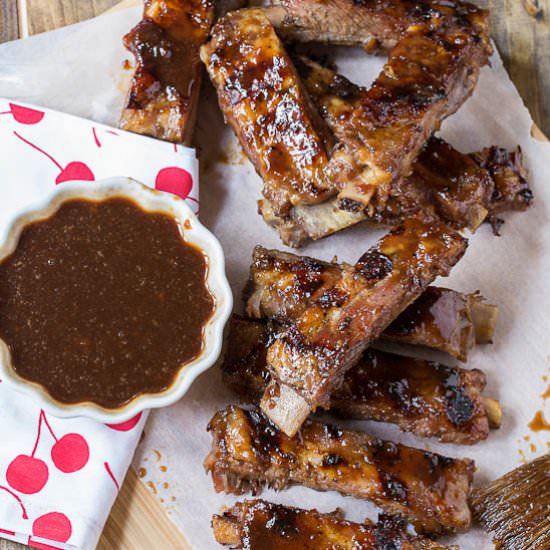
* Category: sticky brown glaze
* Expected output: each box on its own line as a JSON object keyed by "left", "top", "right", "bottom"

{"left": 244, "top": 246, "right": 343, "bottom": 321}
{"left": 222, "top": 317, "right": 499, "bottom": 444}
{"left": 256, "top": 220, "right": 467, "bottom": 435}
{"left": 0, "top": 198, "right": 214, "bottom": 408}
{"left": 383, "top": 286, "right": 476, "bottom": 361}
{"left": 268, "top": 0, "right": 486, "bottom": 51}
{"left": 268, "top": 0, "right": 492, "bottom": 211}
{"left": 474, "top": 145, "right": 533, "bottom": 232}
{"left": 121, "top": 0, "right": 215, "bottom": 144}
{"left": 389, "top": 136, "right": 494, "bottom": 230}
{"left": 245, "top": 255, "right": 482, "bottom": 364}
{"left": 205, "top": 406, "right": 475, "bottom": 534}
{"left": 213, "top": 500, "right": 456, "bottom": 549}
{"left": 261, "top": 57, "right": 529, "bottom": 247}
{"left": 200, "top": 8, "right": 335, "bottom": 216}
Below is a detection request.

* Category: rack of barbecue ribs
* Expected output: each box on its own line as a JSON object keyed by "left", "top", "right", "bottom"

{"left": 200, "top": 8, "right": 336, "bottom": 216}
{"left": 200, "top": 3, "right": 532, "bottom": 246}
{"left": 205, "top": 406, "right": 475, "bottom": 534}
{"left": 250, "top": 219, "right": 467, "bottom": 436}
{"left": 202, "top": 2, "right": 492, "bottom": 214}
{"left": 121, "top": 0, "right": 216, "bottom": 144}
{"left": 259, "top": 56, "right": 532, "bottom": 246}
{"left": 292, "top": 0, "right": 492, "bottom": 212}
{"left": 245, "top": 247, "right": 498, "bottom": 361}
{"left": 213, "top": 499, "right": 457, "bottom": 549}
{"left": 221, "top": 316, "right": 502, "bottom": 444}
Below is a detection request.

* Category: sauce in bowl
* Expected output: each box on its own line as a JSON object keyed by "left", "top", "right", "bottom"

{"left": 0, "top": 197, "right": 214, "bottom": 409}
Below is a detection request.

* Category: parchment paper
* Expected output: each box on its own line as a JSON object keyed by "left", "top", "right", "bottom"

{"left": 1, "top": 7, "right": 549, "bottom": 549}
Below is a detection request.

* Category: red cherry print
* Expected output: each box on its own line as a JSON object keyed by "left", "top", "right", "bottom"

{"left": 106, "top": 412, "right": 142, "bottom": 432}
{"left": 55, "top": 161, "right": 95, "bottom": 185}
{"left": 50, "top": 434, "right": 90, "bottom": 473}
{"left": 40, "top": 413, "right": 89, "bottom": 474}
{"left": 6, "top": 455, "right": 49, "bottom": 494}
{"left": 32, "top": 512, "right": 72, "bottom": 543}
{"left": 12, "top": 131, "right": 95, "bottom": 185}
{"left": 104, "top": 462, "right": 120, "bottom": 491}
{"left": 155, "top": 167, "right": 193, "bottom": 200}
{"left": 9, "top": 103, "right": 45, "bottom": 124}
{"left": 6, "top": 411, "right": 49, "bottom": 494}
{"left": 92, "top": 127, "right": 101, "bottom": 147}
{"left": 0, "top": 528, "right": 16, "bottom": 536}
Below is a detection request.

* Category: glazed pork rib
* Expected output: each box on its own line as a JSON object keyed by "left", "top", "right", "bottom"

{"left": 245, "top": 246, "right": 498, "bottom": 361}
{"left": 254, "top": 219, "right": 467, "bottom": 436}
{"left": 213, "top": 499, "right": 456, "bottom": 549}
{"left": 260, "top": 57, "right": 532, "bottom": 246}
{"left": 205, "top": 406, "right": 475, "bottom": 534}
{"left": 121, "top": 0, "right": 216, "bottom": 144}
{"left": 200, "top": 8, "right": 335, "bottom": 215}
{"left": 383, "top": 286, "right": 498, "bottom": 361}
{"left": 267, "top": 0, "right": 492, "bottom": 211}
{"left": 266, "top": 0, "right": 482, "bottom": 52}
{"left": 296, "top": 55, "right": 532, "bottom": 223}
{"left": 221, "top": 317, "right": 501, "bottom": 444}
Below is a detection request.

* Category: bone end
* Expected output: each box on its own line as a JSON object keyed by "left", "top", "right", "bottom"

{"left": 260, "top": 380, "right": 312, "bottom": 437}
{"left": 469, "top": 205, "right": 489, "bottom": 232}
{"left": 483, "top": 397, "right": 502, "bottom": 429}
{"left": 470, "top": 296, "right": 498, "bottom": 344}
{"left": 212, "top": 510, "right": 240, "bottom": 545}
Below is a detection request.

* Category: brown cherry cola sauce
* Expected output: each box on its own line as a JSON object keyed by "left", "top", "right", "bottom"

{"left": 0, "top": 197, "right": 214, "bottom": 408}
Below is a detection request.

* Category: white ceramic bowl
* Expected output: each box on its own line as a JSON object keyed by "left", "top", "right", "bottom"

{"left": 0, "top": 177, "right": 233, "bottom": 423}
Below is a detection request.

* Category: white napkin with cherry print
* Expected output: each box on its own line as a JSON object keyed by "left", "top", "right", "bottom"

{"left": 0, "top": 98, "right": 199, "bottom": 550}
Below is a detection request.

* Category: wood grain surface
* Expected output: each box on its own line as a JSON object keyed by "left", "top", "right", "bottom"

{"left": 479, "top": 0, "right": 550, "bottom": 137}
{"left": 0, "top": 1, "right": 548, "bottom": 549}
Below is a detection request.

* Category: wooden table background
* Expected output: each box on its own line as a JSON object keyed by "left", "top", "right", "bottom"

{"left": 0, "top": 0, "right": 548, "bottom": 549}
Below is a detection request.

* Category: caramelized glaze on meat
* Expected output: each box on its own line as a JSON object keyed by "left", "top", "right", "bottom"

{"left": 244, "top": 247, "right": 343, "bottom": 322}
{"left": 222, "top": 316, "right": 501, "bottom": 444}
{"left": 384, "top": 286, "right": 482, "bottom": 361}
{"left": 121, "top": 0, "right": 215, "bottom": 144}
{"left": 260, "top": 56, "right": 530, "bottom": 247}
{"left": 474, "top": 145, "right": 533, "bottom": 228}
{"left": 200, "top": 8, "right": 335, "bottom": 215}
{"left": 244, "top": 247, "right": 496, "bottom": 361}
{"left": 205, "top": 406, "right": 475, "bottom": 534}
{"left": 213, "top": 500, "right": 457, "bottom": 549}
{"left": 254, "top": 219, "right": 467, "bottom": 435}
{"left": 268, "top": 0, "right": 492, "bottom": 210}
{"left": 268, "top": 0, "right": 486, "bottom": 52}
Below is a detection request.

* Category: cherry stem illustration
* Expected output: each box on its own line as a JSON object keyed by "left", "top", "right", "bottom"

{"left": 30, "top": 412, "right": 44, "bottom": 458}
{"left": 104, "top": 462, "right": 120, "bottom": 491}
{"left": 0, "top": 485, "right": 29, "bottom": 519}
{"left": 41, "top": 411, "right": 58, "bottom": 443}
{"left": 0, "top": 111, "right": 12, "bottom": 115}
{"left": 13, "top": 130, "right": 63, "bottom": 171}
{"left": 92, "top": 127, "right": 101, "bottom": 148}
{"left": 186, "top": 196, "right": 199, "bottom": 205}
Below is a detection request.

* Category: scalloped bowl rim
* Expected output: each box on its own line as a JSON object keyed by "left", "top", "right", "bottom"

{"left": 0, "top": 177, "right": 233, "bottom": 423}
